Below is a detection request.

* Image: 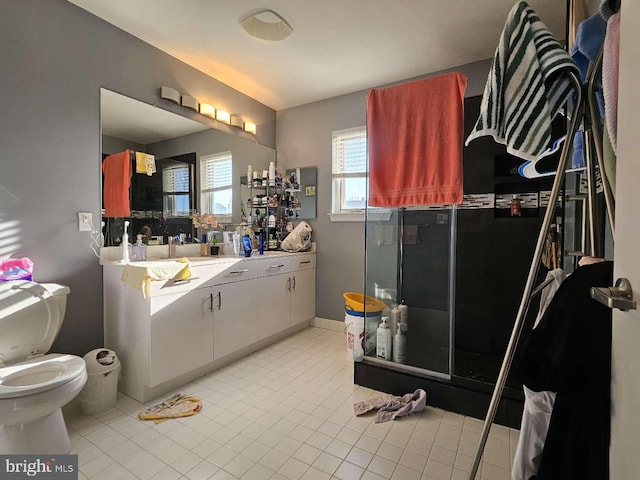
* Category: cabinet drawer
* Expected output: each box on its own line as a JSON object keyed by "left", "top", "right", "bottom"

{"left": 291, "top": 253, "right": 316, "bottom": 271}
{"left": 253, "top": 257, "right": 291, "bottom": 278}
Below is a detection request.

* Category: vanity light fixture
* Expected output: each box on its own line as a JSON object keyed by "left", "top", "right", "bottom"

{"left": 199, "top": 102, "right": 215, "bottom": 118}
{"left": 216, "top": 110, "right": 231, "bottom": 124}
{"left": 180, "top": 95, "right": 198, "bottom": 111}
{"left": 158, "top": 87, "right": 255, "bottom": 134}
{"left": 240, "top": 9, "right": 293, "bottom": 41}
{"left": 230, "top": 115, "right": 243, "bottom": 128}
{"left": 160, "top": 86, "right": 180, "bottom": 104}
{"left": 243, "top": 121, "right": 257, "bottom": 135}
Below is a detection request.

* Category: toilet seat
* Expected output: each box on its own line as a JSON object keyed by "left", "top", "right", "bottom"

{"left": 0, "top": 354, "right": 86, "bottom": 399}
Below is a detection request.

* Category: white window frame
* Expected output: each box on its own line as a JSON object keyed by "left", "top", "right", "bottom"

{"left": 199, "top": 152, "right": 233, "bottom": 222}
{"left": 330, "top": 126, "right": 390, "bottom": 222}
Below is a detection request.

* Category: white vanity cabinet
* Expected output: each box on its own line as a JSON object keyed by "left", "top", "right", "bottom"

{"left": 148, "top": 287, "right": 213, "bottom": 386}
{"left": 211, "top": 278, "right": 258, "bottom": 360}
{"left": 256, "top": 253, "right": 316, "bottom": 340}
{"left": 257, "top": 258, "right": 292, "bottom": 340}
{"left": 103, "top": 252, "right": 315, "bottom": 403}
{"left": 289, "top": 254, "right": 316, "bottom": 326}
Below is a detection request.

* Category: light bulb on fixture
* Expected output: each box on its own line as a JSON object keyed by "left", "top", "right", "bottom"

{"left": 216, "top": 110, "right": 231, "bottom": 124}
{"left": 199, "top": 103, "right": 215, "bottom": 118}
{"left": 243, "top": 121, "right": 257, "bottom": 135}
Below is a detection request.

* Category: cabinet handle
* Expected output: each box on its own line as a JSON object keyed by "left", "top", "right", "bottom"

{"left": 228, "top": 269, "right": 249, "bottom": 275}
{"left": 217, "top": 291, "right": 222, "bottom": 310}
{"left": 287, "top": 277, "right": 291, "bottom": 292}
{"left": 209, "top": 293, "right": 214, "bottom": 312}
{"left": 268, "top": 264, "right": 285, "bottom": 269}
{"left": 292, "top": 276, "right": 296, "bottom": 291}
{"left": 299, "top": 260, "right": 311, "bottom": 265}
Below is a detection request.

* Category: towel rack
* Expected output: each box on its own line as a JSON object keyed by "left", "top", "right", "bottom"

{"left": 467, "top": 49, "right": 617, "bottom": 477}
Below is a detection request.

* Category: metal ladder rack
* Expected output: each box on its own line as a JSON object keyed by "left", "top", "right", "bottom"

{"left": 467, "top": 47, "right": 616, "bottom": 479}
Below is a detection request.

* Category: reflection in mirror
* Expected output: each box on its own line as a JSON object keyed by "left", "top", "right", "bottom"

{"left": 285, "top": 167, "right": 317, "bottom": 219}
{"left": 100, "top": 88, "right": 275, "bottom": 246}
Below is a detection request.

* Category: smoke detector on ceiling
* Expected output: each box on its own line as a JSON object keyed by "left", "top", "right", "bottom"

{"left": 240, "top": 9, "right": 293, "bottom": 41}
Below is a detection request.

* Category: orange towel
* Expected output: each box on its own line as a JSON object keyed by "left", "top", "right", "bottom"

{"left": 367, "top": 72, "right": 467, "bottom": 207}
{"left": 102, "top": 150, "right": 131, "bottom": 217}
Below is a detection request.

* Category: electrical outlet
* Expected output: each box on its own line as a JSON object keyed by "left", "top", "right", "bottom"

{"left": 78, "top": 212, "right": 92, "bottom": 231}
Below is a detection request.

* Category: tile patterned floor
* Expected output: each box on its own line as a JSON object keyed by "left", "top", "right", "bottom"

{"left": 64, "top": 327, "right": 519, "bottom": 480}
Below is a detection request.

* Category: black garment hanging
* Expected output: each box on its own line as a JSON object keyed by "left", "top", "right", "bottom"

{"left": 521, "top": 261, "right": 613, "bottom": 480}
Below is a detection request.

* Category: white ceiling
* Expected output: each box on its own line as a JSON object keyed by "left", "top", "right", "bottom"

{"left": 71, "top": 0, "right": 566, "bottom": 111}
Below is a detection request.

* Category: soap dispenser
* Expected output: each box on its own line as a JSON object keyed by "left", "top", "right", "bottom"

{"left": 132, "top": 234, "right": 147, "bottom": 261}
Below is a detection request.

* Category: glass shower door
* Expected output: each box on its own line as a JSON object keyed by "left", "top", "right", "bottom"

{"left": 364, "top": 207, "right": 456, "bottom": 378}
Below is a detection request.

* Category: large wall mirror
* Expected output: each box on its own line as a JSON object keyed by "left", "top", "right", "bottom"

{"left": 100, "top": 88, "right": 275, "bottom": 246}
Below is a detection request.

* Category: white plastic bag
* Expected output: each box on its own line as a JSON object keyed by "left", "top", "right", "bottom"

{"left": 280, "top": 221, "right": 312, "bottom": 252}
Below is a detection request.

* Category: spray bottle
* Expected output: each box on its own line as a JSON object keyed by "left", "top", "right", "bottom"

{"left": 376, "top": 316, "right": 392, "bottom": 360}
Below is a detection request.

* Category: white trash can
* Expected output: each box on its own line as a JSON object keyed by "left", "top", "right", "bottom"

{"left": 78, "top": 348, "right": 121, "bottom": 415}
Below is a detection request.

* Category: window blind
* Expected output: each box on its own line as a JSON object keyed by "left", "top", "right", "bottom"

{"left": 332, "top": 127, "right": 367, "bottom": 176}
{"left": 162, "top": 164, "right": 190, "bottom": 193}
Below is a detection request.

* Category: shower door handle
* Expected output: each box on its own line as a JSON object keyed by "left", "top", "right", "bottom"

{"left": 590, "top": 278, "right": 637, "bottom": 311}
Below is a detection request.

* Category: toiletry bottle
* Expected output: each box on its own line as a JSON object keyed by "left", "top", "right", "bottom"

{"left": 247, "top": 164, "right": 253, "bottom": 185}
{"left": 268, "top": 211, "right": 276, "bottom": 228}
{"left": 269, "top": 162, "right": 276, "bottom": 186}
{"left": 398, "top": 301, "right": 409, "bottom": 330}
{"left": 390, "top": 306, "right": 400, "bottom": 336}
{"left": 511, "top": 194, "right": 522, "bottom": 217}
{"left": 259, "top": 230, "right": 265, "bottom": 255}
{"left": 393, "top": 324, "right": 407, "bottom": 364}
{"left": 121, "top": 221, "right": 130, "bottom": 264}
{"left": 242, "top": 235, "right": 252, "bottom": 257}
{"left": 376, "top": 316, "right": 392, "bottom": 360}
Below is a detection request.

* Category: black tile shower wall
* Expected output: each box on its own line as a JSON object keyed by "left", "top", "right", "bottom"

{"left": 401, "top": 210, "right": 451, "bottom": 312}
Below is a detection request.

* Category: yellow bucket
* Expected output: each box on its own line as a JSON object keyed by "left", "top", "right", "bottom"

{"left": 343, "top": 292, "right": 386, "bottom": 313}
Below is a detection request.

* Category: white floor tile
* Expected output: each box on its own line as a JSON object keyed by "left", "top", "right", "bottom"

{"left": 56, "top": 328, "right": 517, "bottom": 480}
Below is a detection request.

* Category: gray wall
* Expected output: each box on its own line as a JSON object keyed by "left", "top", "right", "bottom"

{"left": 277, "top": 60, "right": 492, "bottom": 322}
{"left": 0, "top": 0, "right": 276, "bottom": 355}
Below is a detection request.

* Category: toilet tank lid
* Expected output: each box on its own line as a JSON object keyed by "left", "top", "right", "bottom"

{"left": 0, "top": 281, "right": 62, "bottom": 366}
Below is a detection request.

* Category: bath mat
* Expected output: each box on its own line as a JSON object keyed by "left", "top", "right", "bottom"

{"left": 138, "top": 393, "right": 202, "bottom": 424}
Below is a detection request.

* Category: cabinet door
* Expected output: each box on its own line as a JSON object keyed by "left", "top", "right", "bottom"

{"left": 257, "top": 273, "right": 291, "bottom": 340}
{"left": 290, "top": 268, "right": 316, "bottom": 326}
{"left": 213, "top": 279, "right": 258, "bottom": 360}
{"left": 149, "top": 289, "right": 213, "bottom": 387}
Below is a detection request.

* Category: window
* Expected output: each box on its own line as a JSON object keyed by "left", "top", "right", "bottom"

{"left": 200, "top": 152, "right": 232, "bottom": 220}
{"left": 332, "top": 126, "right": 367, "bottom": 216}
{"left": 162, "top": 162, "right": 191, "bottom": 217}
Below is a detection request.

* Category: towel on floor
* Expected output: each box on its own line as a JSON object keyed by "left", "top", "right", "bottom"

{"left": 603, "top": 12, "right": 620, "bottom": 152}
{"left": 354, "top": 389, "right": 427, "bottom": 423}
{"left": 139, "top": 393, "right": 202, "bottom": 424}
{"left": 102, "top": 151, "right": 131, "bottom": 217}
{"left": 465, "top": 1, "right": 580, "bottom": 162}
{"left": 121, "top": 258, "right": 191, "bottom": 298}
{"left": 367, "top": 72, "right": 467, "bottom": 207}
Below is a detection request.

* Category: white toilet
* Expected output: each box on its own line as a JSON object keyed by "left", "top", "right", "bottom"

{"left": 0, "top": 280, "right": 87, "bottom": 454}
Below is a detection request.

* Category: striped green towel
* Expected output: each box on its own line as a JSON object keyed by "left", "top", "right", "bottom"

{"left": 466, "top": 1, "right": 580, "bottom": 161}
